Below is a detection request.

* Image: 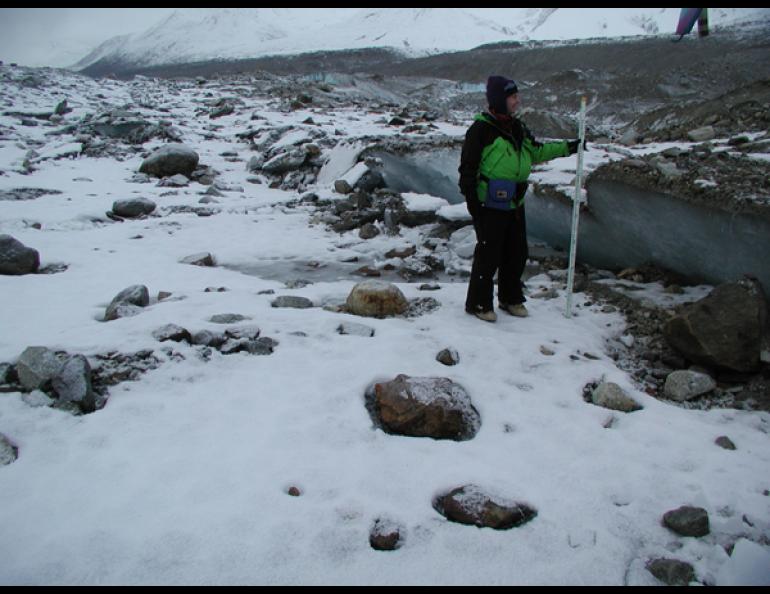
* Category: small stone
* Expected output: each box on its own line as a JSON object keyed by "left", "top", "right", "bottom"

{"left": 591, "top": 382, "right": 643, "bottom": 413}
{"left": 436, "top": 348, "right": 460, "bottom": 366}
{"left": 715, "top": 436, "right": 736, "bottom": 450}
{"left": 369, "top": 518, "right": 403, "bottom": 551}
{"left": 287, "top": 486, "right": 301, "bottom": 497}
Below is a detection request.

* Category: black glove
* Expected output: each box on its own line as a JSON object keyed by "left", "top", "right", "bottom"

{"left": 567, "top": 139, "right": 588, "bottom": 155}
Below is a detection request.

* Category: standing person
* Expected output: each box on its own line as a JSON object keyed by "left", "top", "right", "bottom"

{"left": 458, "top": 75, "right": 582, "bottom": 323}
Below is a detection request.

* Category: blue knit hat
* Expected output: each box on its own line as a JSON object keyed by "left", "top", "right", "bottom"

{"left": 486, "top": 75, "right": 518, "bottom": 114}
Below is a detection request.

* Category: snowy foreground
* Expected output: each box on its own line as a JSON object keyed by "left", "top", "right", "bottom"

{"left": 1, "top": 66, "right": 769, "bottom": 586}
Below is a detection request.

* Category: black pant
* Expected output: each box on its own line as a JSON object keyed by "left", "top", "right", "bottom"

{"left": 465, "top": 206, "right": 528, "bottom": 312}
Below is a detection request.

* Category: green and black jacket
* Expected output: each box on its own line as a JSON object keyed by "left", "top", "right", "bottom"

{"left": 458, "top": 112, "right": 569, "bottom": 216}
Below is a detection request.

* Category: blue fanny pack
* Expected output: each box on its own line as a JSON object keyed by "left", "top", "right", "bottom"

{"left": 485, "top": 179, "right": 517, "bottom": 211}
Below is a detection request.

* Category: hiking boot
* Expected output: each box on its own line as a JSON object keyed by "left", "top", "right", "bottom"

{"left": 500, "top": 303, "right": 529, "bottom": 318}
{"left": 466, "top": 307, "right": 497, "bottom": 323}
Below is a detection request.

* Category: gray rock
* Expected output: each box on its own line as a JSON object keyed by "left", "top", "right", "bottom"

{"left": 152, "top": 324, "right": 192, "bottom": 343}
{"left": 220, "top": 336, "right": 275, "bottom": 356}
{"left": 359, "top": 222, "right": 380, "bottom": 240}
{"left": 664, "top": 279, "right": 768, "bottom": 372}
{"left": 656, "top": 160, "right": 685, "bottom": 179}
{"left": 112, "top": 197, "right": 156, "bottom": 218}
{"left": 51, "top": 354, "right": 97, "bottom": 412}
{"left": 662, "top": 506, "right": 710, "bottom": 537}
{"left": 246, "top": 155, "right": 264, "bottom": 173}
{"left": 337, "top": 322, "right": 375, "bottom": 337}
{"left": 16, "top": 346, "right": 63, "bottom": 391}
{"left": 619, "top": 127, "right": 639, "bottom": 146}
{"left": 371, "top": 374, "right": 480, "bottom": 441}
{"left": 436, "top": 348, "right": 460, "bottom": 366}
{"left": 355, "top": 170, "right": 384, "bottom": 193}
{"left": 105, "top": 303, "right": 143, "bottom": 320}
{"left": 664, "top": 370, "right": 716, "bottom": 401}
{"left": 433, "top": 485, "right": 537, "bottom": 530}
{"left": 262, "top": 148, "right": 306, "bottom": 173}
{"left": 224, "top": 326, "right": 261, "bottom": 341}
{"left": 179, "top": 252, "right": 215, "bottom": 267}
{"left": 0, "top": 433, "right": 18, "bottom": 466}
{"left": 271, "top": 296, "right": 313, "bottom": 309}
{"left": 0, "top": 234, "right": 40, "bottom": 275}
{"left": 105, "top": 284, "right": 149, "bottom": 321}
{"left": 139, "top": 143, "right": 199, "bottom": 178}
{"left": 334, "top": 179, "right": 353, "bottom": 194}
{"left": 591, "top": 382, "right": 643, "bottom": 412}
{"left": 345, "top": 280, "right": 408, "bottom": 318}
{"left": 157, "top": 174, "right": 190, "bottom": 187}
{"left": 688, "top": 125, "right": 716, "bottom": 142}
{"left": 646, "top": 558, "right": 696, "bottom": 586}
{"left": 210, "top": 101, "right": 235, "bottom": 119}
{"left": 209, "top": 314, "right": 250, "bottom": 324}
{"left": 191, "top": 330, "right": 226, "bottom": 347}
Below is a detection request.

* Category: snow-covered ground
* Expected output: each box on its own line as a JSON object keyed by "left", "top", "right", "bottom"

{"left": 1, "top": 65, "right": 769, "bottom": 586}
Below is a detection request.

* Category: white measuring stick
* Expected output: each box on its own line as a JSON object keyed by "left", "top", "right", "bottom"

{"left": 565, "top": 96, "right": 587, "bottom": 319}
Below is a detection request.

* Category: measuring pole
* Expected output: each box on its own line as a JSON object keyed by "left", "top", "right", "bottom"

{"left": 565, "top": 96, "right": 587, "bottom": 319}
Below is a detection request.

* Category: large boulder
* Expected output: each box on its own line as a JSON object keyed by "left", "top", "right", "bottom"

{"left": 664, "top": 279, "right": 768, "bottom": 372}
{"left": 0, "top": 234, "right": 40, "bottom": 275}
{"left": 139, "top": 143, "right": 199, "bottom": 178}
{"left": 346, "top": 280, "right": 408, "bottom": 318}
{"left": 370, "top": 374, "right": 480, "bottom": 441}
{"left": 433, "top": 485, "right": 537, "bottom": 530}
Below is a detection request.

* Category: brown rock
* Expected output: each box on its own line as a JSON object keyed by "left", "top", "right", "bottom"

{"left": 433, "top": 485, "right": 537, "bottom": 530}
{"left": 372, "top": 375, "right": 480, "bottom": 441}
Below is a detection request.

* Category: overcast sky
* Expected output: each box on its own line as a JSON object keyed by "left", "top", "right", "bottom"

{"left": 0, "top": 8, "right": 177, "bottom": 67}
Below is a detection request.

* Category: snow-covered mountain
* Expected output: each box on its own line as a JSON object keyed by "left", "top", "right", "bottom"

{"left": 73, "top": 7, "right": 770, "bottom": 72}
